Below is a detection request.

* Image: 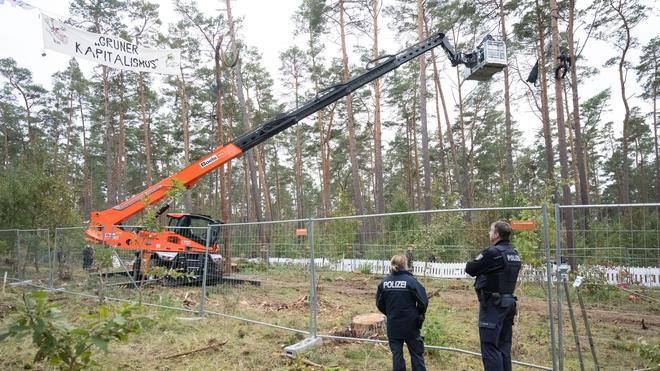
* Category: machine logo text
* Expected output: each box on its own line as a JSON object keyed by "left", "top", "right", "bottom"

{"left": 200, "top": 155, "right": 219, "bottom": 168}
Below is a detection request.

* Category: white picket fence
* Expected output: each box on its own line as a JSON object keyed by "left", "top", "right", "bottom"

{"left": 260, "top": 257, "right": 660, "bottom": 287}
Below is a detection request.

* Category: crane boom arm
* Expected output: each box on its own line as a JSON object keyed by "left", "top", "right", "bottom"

{"left": 87, "top": 31, "right": 470, "bottom": 241}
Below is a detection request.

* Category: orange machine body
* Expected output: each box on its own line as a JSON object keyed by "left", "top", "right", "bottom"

{"left": 85, "top": 144, "right": 242, "bottom": 253}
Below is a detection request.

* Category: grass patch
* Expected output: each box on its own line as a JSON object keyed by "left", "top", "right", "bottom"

{"left": 1, "top": 269, "right": 658, "bottom": 370}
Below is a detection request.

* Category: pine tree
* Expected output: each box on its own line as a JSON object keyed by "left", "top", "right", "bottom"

{"left": 592, "top": 0, "right": 648, "bottom": 203}
{"left": 636, "top": 37, "right": 660, "bottom": 201}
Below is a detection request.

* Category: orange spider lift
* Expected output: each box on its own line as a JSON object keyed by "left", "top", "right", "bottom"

{"left": 84, "top": 31, "right": 506, "bottom": 282}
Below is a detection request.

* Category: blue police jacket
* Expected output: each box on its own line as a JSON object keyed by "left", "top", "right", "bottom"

{"left": 465, "top": 240, "right": 521, "bottom": 295}
{"left": 376, "top": 269, "right": 428, "bottom": 339}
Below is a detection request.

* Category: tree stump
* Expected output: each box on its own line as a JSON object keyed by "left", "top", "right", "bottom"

{"left": 351, "top": 313, "right": 386, "bottom": 338}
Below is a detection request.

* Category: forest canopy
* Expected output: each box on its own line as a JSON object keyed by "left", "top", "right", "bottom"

{"left": 0, "top": 0, "right": 658, "bottom": 230}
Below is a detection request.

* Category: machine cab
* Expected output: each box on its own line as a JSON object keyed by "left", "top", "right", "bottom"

{"left": 167, "top": 213, "right": 223, "bottom": 247}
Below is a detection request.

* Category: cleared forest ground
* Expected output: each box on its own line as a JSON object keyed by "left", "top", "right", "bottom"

{"left": 0, "top": 271, "right": 658, "bottom": 370}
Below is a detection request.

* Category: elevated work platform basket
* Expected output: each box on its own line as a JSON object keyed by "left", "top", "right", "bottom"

{"left": 464, "top": 37, "right": 507, "bottom": 81}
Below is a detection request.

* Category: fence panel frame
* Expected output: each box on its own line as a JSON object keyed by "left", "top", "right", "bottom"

{"left": 555, "top": 202, "right": 660, "bottom": 371}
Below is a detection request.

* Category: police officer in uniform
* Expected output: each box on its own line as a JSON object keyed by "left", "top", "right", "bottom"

{"left": 82, "top": 245, "right": 94, "bottom": 270}
{"left": 466, "top": 221, "right": 521, "bottom": 371}
{"left": 405, "top": 244, "right": 415, "bottom": 271}
{"left": 377, "top": 255, "right": 428, "bottom": 371}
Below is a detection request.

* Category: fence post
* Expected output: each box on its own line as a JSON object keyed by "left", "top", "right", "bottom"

{"left": 16, "top": 229, "right": 21, "bottom": 280}
{"left": 47, "top": 229, "right": 53, "bottom": 289}
{"left": 308, "top": 218, "right": 318, "bottom": 337}
{"left": 99, "top": 225, "right": 106, "bottom": 303}
{"left": 542, "top": 205, "right": 558, "bottom": 371}
{"left": 199, "top": 225, "right": 212, "bottom": 317}
{"left": 554, "top": 203, "right": 564, "bottom": 371}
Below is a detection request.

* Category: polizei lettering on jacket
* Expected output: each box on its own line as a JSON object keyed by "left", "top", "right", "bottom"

{"left": 384, "top": 280, "right": 407, "bottom": 289}
{"left": 506, "top": 254, "right": 521, "bottom": 262}
{"left": 200, "top": 155, "right": 219, "bottom": 168}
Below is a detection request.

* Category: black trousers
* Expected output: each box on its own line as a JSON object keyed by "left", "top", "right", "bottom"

{"left": 478, "top": 296, "right": 517, "bottom": 371}
{"left": 388, "top": 336, "right": 426, "bottom": 371}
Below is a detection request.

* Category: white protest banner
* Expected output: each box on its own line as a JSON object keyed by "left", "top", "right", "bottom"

{"left": 42, "top": 14, "right": 180, "bottom": 75}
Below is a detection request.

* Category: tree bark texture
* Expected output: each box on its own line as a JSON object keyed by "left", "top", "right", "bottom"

{"left": 339, "top": 0, "right": 367, "bottom": 238}
{"left": 550, "top": 0, "right": 576, "bottom": 267}
{"left": 568, "top": 0, "right": 589, "bottom": 205}
{"left": 226, "top": 0, "right": 264, "bottom": 239}
{"left": 498, "top": 0, "right": 515, "bottom": 193}
{"left": 416, "top": 0, "right": 432, "bottom": 220}
{"left": 371, "top": 0, "right": 385, "bottom": 215}
{"left": 535, "top": 0, "right": 555, "bottom": 185}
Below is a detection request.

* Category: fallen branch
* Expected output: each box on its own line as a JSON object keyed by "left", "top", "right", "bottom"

{"left": 164, "top": 338, "right": 228, "bottom": 359}
{"left": 283, "top": 353, "right": 324, "bottom": 369}
{"left": 614, "top": 285, "right": 659, "bottom": 303}
{"left": 428, "top": 289, "right": 442, "bottom": 300}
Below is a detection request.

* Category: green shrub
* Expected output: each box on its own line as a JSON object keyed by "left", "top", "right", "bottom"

{"left": 423, "top": 312, "right": 452, "bottom": 363}
{"left": 235, "top": 259, "right": 268, "bottom": 273}
{"left": 358, "top": 264, "right": 372, "bottom": 275}
{"left": 577, "top": 267, "right": 623, "bottom": 301}
{"left": 423, "top": 313, "right": 448, "bottom": 347}
{"left": 629, "top": 339, "right": 660, "bottom": 370}
{"left": 0, "top": 291, "right": 145, "bottom": 370}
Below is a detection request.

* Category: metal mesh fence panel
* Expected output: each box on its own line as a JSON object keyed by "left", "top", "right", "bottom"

{"left": 16, "top": 229, "right": 50, "bottom": 284}
{"left": 559, "top": 204, "right": 660, "bottom": 274}
{"left": 311, "top": 207, "right": 553, "bottom": 368}
{"left": 200, "top": 220, "right": 311, "bottom": 333}
{"left": 51, "top": 226, "right": 140, "bottom": 303}
{"left": 53, "top": 227, "right": 89, "bottom": 290}
{"left": 4, "top": 207, "right": 561, "bottom": 369}
{"left": 0, "top": 229, "right": 18, "bottom": 279}
{"left": 555, "top": 204, "right": 660, "bottom": 370}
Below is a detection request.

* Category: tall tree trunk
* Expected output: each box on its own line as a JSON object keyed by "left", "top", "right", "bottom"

{"left": 301, "top": 5, "right": 331, "bottom": 217}
{"left": 256, "top": 148, "right": 273, "bottom": 222}
{"left": 416, "top": 0, "right": 432, "bottom": 221}
{"left": 318, "top": 115, "right": 331, "bottom": 216}
{"left": 116, "top": 72, "right": 126, "bottom": 203}
{"left": 371, "top": 0, "right": 385, "bottom": 214}
{"left": 422, "top": 17, "right": 449, "bottom": 199}
{"left": 339, "top": 0, "right": 366, "bottom": 222}
{"left": 535, "top": 0, "right": 555, "bottom": 184}
{"left": 101, "top": 65, "right": 115, "bottom": 206}
{"left": 79, "top": 94, "right": 92, "bottom": 214}
{"left": 429, "top": 54, "right": 449, "bottom": 198}
{"left": 497, "top": 0, "right": 515, "bottom": 193}
{"left": 587, "top": 147, "right": 600, "bottom": 203}
{"left": 138, "top": 73, "right": 153, "bottom": 187}
{"left": 213, "top": 40, "right": 228, "bottom": 223}
{"left": 429, "top": 49, "right": 455, "bottom": 194}
{"left": 65, "top": 91, "right": 74, "bottom": 171}
{"left": 226, "top": 0, "right": 264, "bottom": 235}
{"left": 456, "top": 67, "right": 473, "bottom": 216}
{"left": 405, "top": 106, "right": 415, "bottom": 208}
{"left": 568, "top": 0, "right": 589, "bottom": 205}
{"left": 294, "top": 72, "right": 304, "bottom": 221}
{"left": 564, "top": 84, "right": 581, "bottom": 203}
{"left": 178, "top": 70, "right": 193, "bottom": 212}
{"left": 1, "top": 107, "right": 8, "bottom": 167}
{"left": 51, "top": 96, "right": 63, "bottom": 157}
{"left": 273, "top": 153, "right": 283, "bottom": 220}
{"left": 611, "top": 3, "right": 632, "bottom": 204}
{"left": 322, "top": 106, "right": 336, "bottom": 210}
{"left": 550, "top": 0, "right": 576, "bottom": 267}
{"left": 653, "top": 76, "right": 659, "bottom": 201}
{"left": 15, "top": 85, "right": 33, "bottom": 151}
{"left": 411, "top": 108, "right": 422, "bottom": 209}
{"left": 242, "top": 157, "right": 251, "bottom": 219}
